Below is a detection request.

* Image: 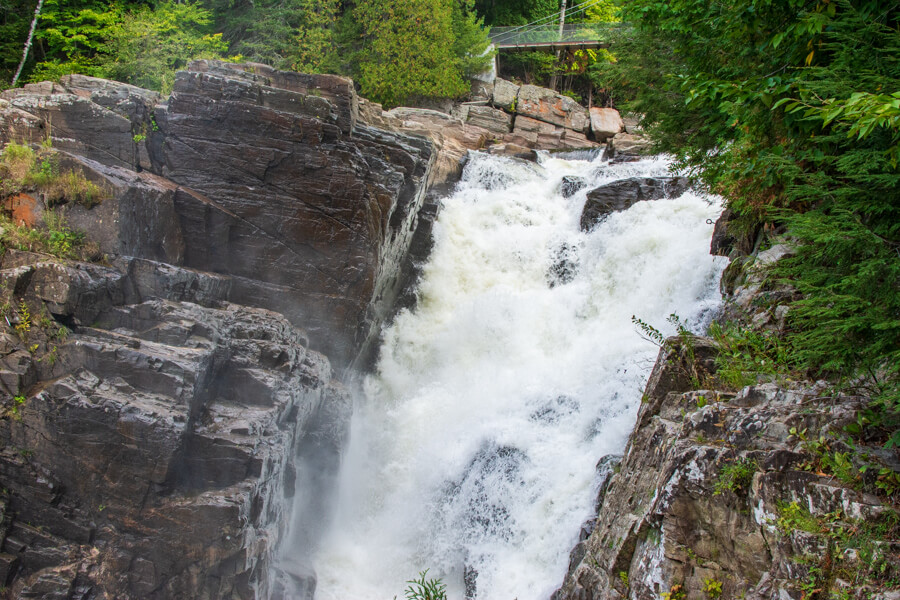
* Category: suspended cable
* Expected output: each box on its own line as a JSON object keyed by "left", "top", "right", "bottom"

{"left": 489, "top": 0, "right": 603, "bottom": 44}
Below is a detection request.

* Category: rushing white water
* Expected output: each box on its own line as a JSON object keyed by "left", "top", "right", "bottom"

{"left": 313, "top": 151, "right": 726, "bottom": 600}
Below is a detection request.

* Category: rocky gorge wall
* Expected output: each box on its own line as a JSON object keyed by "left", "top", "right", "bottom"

{"left": 552, "top": 213, "right": 900, "bottom": 599}
{"left": 0, "top": 58, "right": 683, "bottom": 600}
{"left": 0, "top": 61, "right": 458, "bottom": 598}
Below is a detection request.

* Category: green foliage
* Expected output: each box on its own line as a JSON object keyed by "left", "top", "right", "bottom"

{"left": 451, "top": 0, "right": 494, "bottom": 80}
{"left": 349, "top": 0, "right": 491, "bottom": 107}
{"left": 776, "top": 501, "right": 822, "bottom": 535}
{"left": 702, "top": 578, "right": 723, "bottom": 599}
{"left": 98, "top": 2, "right": 229, "bottom": 94}
{"left": 0, "top": 0, "right": 37, "bottom": 85}
{"left": 208, "top": 0, "right": 335, "bottom": 71}
{"left": 1, "top": 141, "right": 104, "bottom": 207}
{"left": 403, "top": 570, "right": 446, "bottom": 600}
{"left": 775, "top": 501, "right": 900, "bottom": 595}
{"left": 713, "top": 456, "right": 758, "bottom": 497}
{"left": 707, "top": 321, "right": 791, "bottom": 390}
{"left": 473, "top": 0, "right": 556, "bottom": 26}
{"left": 24, "top": 0, "right": 229, "bottom": 92}
{"left": 292, "top": 0, "right": 339, "bottom": 73}
{"left": 791, "top": 427, "right": 900, "bottom": 502}
{"left": 661, "top": 584, "right": 686, "bottom": 600}
{"left": 606, "top": 0, "right": 900, "bottom": 445}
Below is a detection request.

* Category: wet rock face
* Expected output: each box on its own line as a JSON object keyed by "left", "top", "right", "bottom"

{"left": 0, "top": 255, "right": 350, "bottom": 599}
{"left": 149, "top": 61, "right": 434, "bottom": 367}
{"left": 580, "top": 176, "right": 691, "bottom": 230}
{"left": 0, "top": 62, "right": 440, "bottom": 598}
{"left": 553, "top": 338, "right": 892, "bottom": 600}
{"left": 2, "top": 61, "right": 436, "bottom": 368}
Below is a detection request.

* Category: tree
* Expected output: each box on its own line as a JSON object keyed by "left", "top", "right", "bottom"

{"left": 10, "top": 0, "right": 43, "bottom": 86}
{"left": 599, "top": 0, "right": 900, "bottom": 444}
{"left": 293, "top": 0, "right": 339, "bottom": 73}
{"left": 473, "top": 0, "right": 556, "bottom": 26}
{"left": 98, "top": 2, "right": 229, "bottom": 93}
{"left": 350, "top": 0, "right": 491, "bottom": 107}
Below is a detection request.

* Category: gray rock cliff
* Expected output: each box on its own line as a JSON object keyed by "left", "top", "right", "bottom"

{"left": 0, "top": 62, "right": 440, "bottom": 598}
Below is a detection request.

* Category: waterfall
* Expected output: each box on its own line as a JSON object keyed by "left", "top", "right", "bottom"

{"left": 312, "top": 151, "right": 727, "bottom": 599}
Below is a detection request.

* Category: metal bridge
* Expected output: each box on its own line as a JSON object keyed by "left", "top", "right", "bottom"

{"left": 488, "top": 23, "right": 620, "bottom": 51}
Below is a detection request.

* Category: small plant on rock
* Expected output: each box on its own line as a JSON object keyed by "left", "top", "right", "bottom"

{"left": 702, "top": 577, "right": 723, "bottom": 599}
{"left": 402, "top": 570, "right": 446, "bottom": 600}
{"left": 713, "top": 456, "right": 759, "bottom": 496}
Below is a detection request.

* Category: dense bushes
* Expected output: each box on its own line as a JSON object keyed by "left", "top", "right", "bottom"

{"left": 3, "top": 0, "right": 492, "bottom": 106}
{"left": 603, "top": 0, "right": 899, "bottom": 445}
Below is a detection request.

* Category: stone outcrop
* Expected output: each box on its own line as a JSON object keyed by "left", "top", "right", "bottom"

{"left": 607, "top": 132, "right": 653, "bottom": 159}
{"left": 491, "top": 78, "right": 520, "bottom": 111}
{"left": 589, "top": 107, "right": 625, "bottom": 141}
{"left": 464, "top": 105, "right": 513, "bottom": 135}
{"left": 0, "top": 61, "right": 447, "bottom": 598}
{"left": 553, "top": 330, "right": 900, "bottom": 600}
{"left": 2, "top": 61, "right": 438, "bottom": 368}
{"left": 557, "top": 201, "right": 899, "bottom": 600}
{"left": 580, "top": 176, "right": 691, "bottom": 230}
{"left": 0, "top": 252, "right": 350, "bottom": 599}
{"left": 516, "top": 84, "right": 590, "bottom": 133}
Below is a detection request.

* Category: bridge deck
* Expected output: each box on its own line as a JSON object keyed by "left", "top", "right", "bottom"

{"left": 488, "top": 23, "right": 620, "bottom": 51}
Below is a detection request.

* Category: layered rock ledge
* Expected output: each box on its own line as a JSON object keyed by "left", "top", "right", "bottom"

{"left": 0, "top": 62, "right": 452, "bottom": 598}
{"left": 553, "top": 212, "right": 900, "bottom": 600}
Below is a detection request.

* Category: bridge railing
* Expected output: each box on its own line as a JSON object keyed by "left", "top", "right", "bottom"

{"left": 488, "top": 23, "right": 623, "bottom": 48}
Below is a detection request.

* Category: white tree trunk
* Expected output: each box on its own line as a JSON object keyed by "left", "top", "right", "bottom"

{"left": 549, "top": 0, "right": 567, "bottom": 91}
{"left": 11, "top": 0, "right": 45, "bottom": 88}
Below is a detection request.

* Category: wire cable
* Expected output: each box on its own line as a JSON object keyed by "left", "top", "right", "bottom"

{"left": 489, "top": 0, "right": 603, "bottom": 44}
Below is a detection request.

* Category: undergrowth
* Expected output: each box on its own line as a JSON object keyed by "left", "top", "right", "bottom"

{"left": 0, "top": 141, "right": 103, "bottom": 262}
{"left": 0, "top": 141, "right": 105, "bottom": 208}
{"left": 775, "top": 501, "right": 900, "bottom": 597}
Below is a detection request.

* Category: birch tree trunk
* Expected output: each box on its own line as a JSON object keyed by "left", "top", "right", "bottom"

{"left": 11, "top": 0, "right": 45, "bottom": 88}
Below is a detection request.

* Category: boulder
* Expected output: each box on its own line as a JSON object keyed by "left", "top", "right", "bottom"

{"left": 589, "top": 107, "right": 624, "bottom": 141}
{"left": 607, "top": 132, "right": 652, "bottom": 158}
{"left": 492, "top": 78, "right": 520, "bottom": 111}
{"left": 560, "top": 176, "right": 588, "bottom": 198}
{"left": 622, "top": 114, "right": 643, "bottom": 133}
{"left": 558, "top": 129, "right": 599, "bottom": 150}
{"left": 580, "top": 176, "right": 691, "bottom": 230}
{"left": 465, "top": 105, "right": 513, "bottom": 135}
{"left": 512, "top": 115, "right": 564, "bottom": 147}
{"left": 485, "top": 143, "right": 536, "bottom": 160}
{"left": 515, "top": 85, "right": 590, "bottom": 133}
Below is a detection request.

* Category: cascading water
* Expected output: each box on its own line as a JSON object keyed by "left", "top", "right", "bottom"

{"left": 313, "top": 151, "right": 727, "bottom": 599}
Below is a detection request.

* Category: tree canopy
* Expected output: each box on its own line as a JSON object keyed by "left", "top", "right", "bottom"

{"left": 595, "top": 0, "right": 900, "bottom": 445}
{"left": 1, "top": 0, "right": 493, "bottom": 106}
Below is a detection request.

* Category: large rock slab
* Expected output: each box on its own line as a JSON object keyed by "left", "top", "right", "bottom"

{"left": 589, "top": 107, "right": 624, "bottom": 141}
{"left": 465, "top": 105, "right": 513, "bottom": 135}
{"left": 0, "top": 252, "right": 349, "bottom": 599}
{"left": 516, "top": 85, "right": 590, "bottom": 133}
{"left": 145, "top": 62, "right": 433, "bottom": 366}
{"left": 580, "top": 176, "right": 691, "bottom": 230}
{"left": 492, "top": 78, "right": 520, "bottom": 111}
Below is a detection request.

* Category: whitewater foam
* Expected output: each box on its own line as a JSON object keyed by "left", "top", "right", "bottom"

{"left": 312, "top": 151, "right": 726, "bottom": 599}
